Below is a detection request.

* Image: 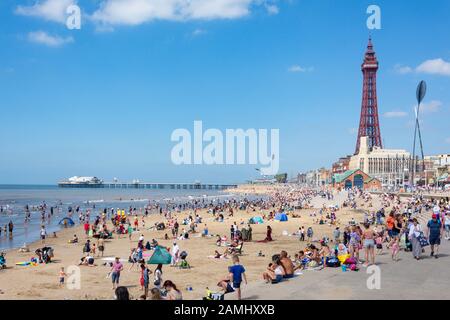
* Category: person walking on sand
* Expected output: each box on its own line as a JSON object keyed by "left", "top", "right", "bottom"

{"left": 59, "top": 267, "right": 67, "bottom": 287}
{"left": 228, "top": 255, "right": 247, "bottom": 300}
{"left": 171, "top": 242, "right": 180, "bottom": 266}
{"left": 111, "top": 257, "right": 124, "bottom": 290}
{"left": 140, "top": 262, "right": 151, "bottom": 297}
{"left": 154, "top": 264, "right": 163, "bottom": 289}
{"left": 98, "top": 238, "right": 105, "bottom": 257}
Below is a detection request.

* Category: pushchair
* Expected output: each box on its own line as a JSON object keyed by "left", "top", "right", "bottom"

{"left": 179, "top": 251, "right": 190, "bottom": 269}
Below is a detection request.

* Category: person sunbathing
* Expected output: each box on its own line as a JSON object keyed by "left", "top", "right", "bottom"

{"left": 279, "top": 250, "right": 294, "bottom": 278}
{"left": 319, "top": 244, "right": 332, "bottom": 267}
{"left": 262, "top": 259, "right": 284, "bottom": 284}
{"left": 214, "top": 249, "right": 229, "bottom": 259}
{"left": 294, "top": 251, "right": 309, "bottom": 270}
{"left": 309, "top": 246, "right": 322, "bottom": 265}
{"left": 217, "top": 276, "right": 235, "bottom": 294}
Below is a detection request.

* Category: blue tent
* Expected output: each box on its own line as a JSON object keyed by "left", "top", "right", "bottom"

{"left": 275, "top": 212, "right": 288, "bottom": 222}
{"left": 58, "top": 217, "right": 75, "bottom": 226}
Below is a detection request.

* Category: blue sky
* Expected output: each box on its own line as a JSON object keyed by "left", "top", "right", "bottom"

{"left": 0, "top": 0, "right": 449, "bottom": 184}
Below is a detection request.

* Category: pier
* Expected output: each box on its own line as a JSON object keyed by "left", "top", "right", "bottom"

{"left": 58, "top": 182, "right": 238, "bottom": 190}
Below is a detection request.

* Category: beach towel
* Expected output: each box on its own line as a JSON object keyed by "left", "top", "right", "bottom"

{"left": 101, "top": 257, "right": 127, "bottom": 262}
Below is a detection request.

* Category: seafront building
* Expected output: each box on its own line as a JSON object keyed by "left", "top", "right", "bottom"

{"left": 424, "top": 154, "right": 450, "bottom": 185}
{"left": 348, "top": 136, "right": 412, "bottom": 187}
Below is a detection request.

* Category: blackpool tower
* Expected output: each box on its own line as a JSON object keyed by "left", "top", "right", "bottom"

{"left": 355, "top": 37, "right": 382, "bottom": 154}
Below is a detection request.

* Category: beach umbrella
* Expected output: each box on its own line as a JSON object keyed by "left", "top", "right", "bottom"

{"left": 146, "top": 246, "right": 172, "bottom": 265}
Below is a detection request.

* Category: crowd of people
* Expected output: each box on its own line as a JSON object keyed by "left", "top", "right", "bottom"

{"left": 1, "top": 185, "right": 449, "bottom": 300}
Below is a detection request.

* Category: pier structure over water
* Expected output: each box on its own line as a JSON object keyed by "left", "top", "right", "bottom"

{"left": 58, "top": 181, "right": 237, "bottom": 190}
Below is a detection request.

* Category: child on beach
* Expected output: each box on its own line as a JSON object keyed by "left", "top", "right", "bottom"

{"left": 59, "top": 267, "right": 67, "bottom": 287}
{"left": 98, "top": 238, "right": 105, "bottom": 257}
{"left": 391, "top": 236, "right": 400, "bottom": 261}
{"left": 376, "top": 233, "right": 383, "bottom": 255}
{"left": 228, "top": 255, "right": 247, "bottom": 300}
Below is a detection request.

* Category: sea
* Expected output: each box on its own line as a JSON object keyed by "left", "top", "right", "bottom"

{"left": 0, "top": 185, "right": 234, "bottom": 251}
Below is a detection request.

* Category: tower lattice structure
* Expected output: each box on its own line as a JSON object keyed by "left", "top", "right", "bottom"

{"left": 355, "top": 37, "right": 382, "bottom": 155}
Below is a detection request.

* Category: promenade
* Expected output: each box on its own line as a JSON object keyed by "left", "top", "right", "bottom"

{"left": 229, "top": 209, "right": 450, "bottom": 300}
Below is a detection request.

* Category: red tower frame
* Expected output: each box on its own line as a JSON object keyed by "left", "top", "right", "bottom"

{"left": 355, "top": 37, "right": 382, "bottom": 154}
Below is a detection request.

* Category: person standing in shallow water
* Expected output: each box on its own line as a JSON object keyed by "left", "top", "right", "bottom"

{"left": 8, "top": 221, "right": 13, "bottom": 238}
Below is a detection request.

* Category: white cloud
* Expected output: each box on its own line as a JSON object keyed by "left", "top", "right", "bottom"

{"left": 418, "top": 100, "right": 442, "bottom": 114}
{"left": 15, "top": 0, "right": 75, "bottom": 24}
{"left": 265, "top": 4, "right": 279, "bottom": 15}
{"left": 445, "top": 137, "right": 450, "bottom": 144}
{"left": 384, "top": 111, "right": 408, "bottom": 118}
{"left": 288, "top": 65, "right": 313, "bottom": 73}
{"left": 393, "top": 64, "right": 413, "bottom": 75}
{"left": 395, "top": 58, "right": 450, "bottom": 77}
{"left": 416, "top": 58, "right": 450, "bottom": 76}
{"left": 28, "top": 31, "right": 74, "bottom": 47}
{"left": 91, "top": 0, "right": 261, "bottom": 26}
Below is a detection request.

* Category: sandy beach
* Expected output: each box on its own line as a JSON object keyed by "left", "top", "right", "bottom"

{"left": 0, "top": 187, "right": 371, "bottom": 300}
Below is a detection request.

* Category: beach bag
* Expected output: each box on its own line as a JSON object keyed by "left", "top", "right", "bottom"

{"left": 417, "top": 232, "right": 429, "bottom": 247}
{"left": 344, "top": 257, "right": 356, "bottom": 265}
{"left": 325, "top": 257, "right": 340, "bottom": 268}
{"left": 350, "top": 264, "right": 359, "bottom": 271}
